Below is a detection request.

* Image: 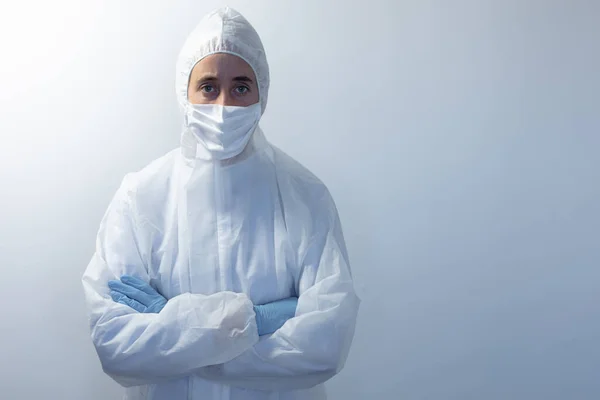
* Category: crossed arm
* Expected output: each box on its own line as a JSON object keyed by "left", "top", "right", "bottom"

{"left": 82, "top": 178, "right": 360, "bottom": 391}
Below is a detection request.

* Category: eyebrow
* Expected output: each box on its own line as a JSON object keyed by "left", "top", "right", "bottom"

{"left": 197, "top": 75, "right": 217, "bottom": 83}
{"left": 232, "top": 76, "right": 254, "bottom": 83}
{"left": 195, "top": 75, "right": 254, "bottom": 86}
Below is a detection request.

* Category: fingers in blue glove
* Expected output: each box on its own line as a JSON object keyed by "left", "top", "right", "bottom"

{"left": 108, "top": 277, "right": 168, "bottom": 314}
{"left": 273, "top": 297, "right": 298, "bottom": 310}
{"left": 254, "top": 297, "right": 298, "bottom": 336}
{"left": 110, "top": 290, "right": 146, "bottom": 313}
{"left": 108, "top": 279, "right": 153, "bottom": 305}
{"left": 121, "top": 275, "right": 160, "bottom": 296}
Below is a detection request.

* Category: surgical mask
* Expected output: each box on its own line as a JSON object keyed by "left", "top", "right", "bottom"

{"left": 184, "top": 102, "right": 262, "bottom": 160}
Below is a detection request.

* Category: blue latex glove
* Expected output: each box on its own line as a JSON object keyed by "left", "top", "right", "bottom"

{"left": 108, "top": 275, "right": 167, "bottom": 314}
{"left": 254, "top": 297, "right": 298, "bottom": 336}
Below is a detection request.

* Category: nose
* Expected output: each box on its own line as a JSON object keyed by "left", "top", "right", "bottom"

{"left": 215, "top": 91, "right": 235, "bottom": 106}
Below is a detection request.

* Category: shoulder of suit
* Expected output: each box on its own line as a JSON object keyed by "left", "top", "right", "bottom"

{"left": 271, "top": 146, "right": 337, "bottom": 215}
{"left": 119, "top": 149, "right": 180, "bottom": 202}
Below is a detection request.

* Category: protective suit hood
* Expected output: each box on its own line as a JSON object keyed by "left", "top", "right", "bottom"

{"left": 175, "top": 7, "right": 270, "bottom": 114}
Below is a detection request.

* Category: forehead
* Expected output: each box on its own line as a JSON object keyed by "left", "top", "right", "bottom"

{"left": 190, "top": 53, "right": 256, "bottom": 80}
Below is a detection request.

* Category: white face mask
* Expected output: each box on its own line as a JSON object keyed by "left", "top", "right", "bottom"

{"left": 184, "top": 103, "right": 262, "bottom": 160}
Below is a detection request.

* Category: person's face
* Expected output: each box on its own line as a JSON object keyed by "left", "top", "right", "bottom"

{"left": 187, "top": 53, "right": 259, "bottom": 107}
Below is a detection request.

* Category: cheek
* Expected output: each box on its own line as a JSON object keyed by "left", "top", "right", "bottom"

{"left": 187, "top": 88, "right": 205, "bottom": 105}
{"left": 241, "top": 90, "right": 260, "bottom": 106}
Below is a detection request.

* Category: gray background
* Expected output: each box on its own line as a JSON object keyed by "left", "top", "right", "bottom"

{"left": 0, "top": 0, "right": 598, "bottom": 398}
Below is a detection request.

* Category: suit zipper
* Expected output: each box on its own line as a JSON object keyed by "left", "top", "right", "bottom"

{"left": 214, "top": 165, "right": 225, "bottom": 291}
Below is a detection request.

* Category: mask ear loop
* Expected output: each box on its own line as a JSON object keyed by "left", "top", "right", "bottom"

{"left": 180, "top": 104, "right": 199, "bottom": 160}
{"left": 183, "top": 106, "right": 190, "bottom": 127}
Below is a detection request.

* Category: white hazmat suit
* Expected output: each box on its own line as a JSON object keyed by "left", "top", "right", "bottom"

{"left": 82, "top": 7, "right": 360, "bottom": 400}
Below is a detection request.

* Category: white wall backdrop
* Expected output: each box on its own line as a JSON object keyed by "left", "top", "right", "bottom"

{"left": 0, "top": 0, "right": 598, "bottom": 398}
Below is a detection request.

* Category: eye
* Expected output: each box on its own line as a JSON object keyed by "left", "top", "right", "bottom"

{"left": 200, "top": 84, "right": 216, "bottom": 93}
{"left": 234, "top": 85, "right": 249, "bottom": 95}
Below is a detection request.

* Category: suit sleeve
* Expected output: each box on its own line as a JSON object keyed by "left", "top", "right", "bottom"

{"left": 197, "top": 195, "right": 360, "bottom": 391}
{"left": 82, "top": 176, "right": 259, "bottom": 387}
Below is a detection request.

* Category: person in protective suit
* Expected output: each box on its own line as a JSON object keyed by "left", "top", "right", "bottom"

{"left": 82, "top": 7, "right": 360, "bottom": 400}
